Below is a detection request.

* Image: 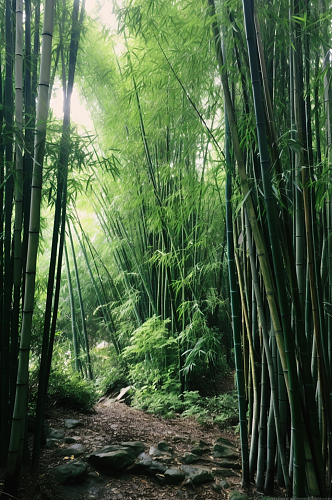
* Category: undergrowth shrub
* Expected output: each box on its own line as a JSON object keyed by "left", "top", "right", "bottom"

{"left": 131, "top": 388, "right": 239, "bottom": 426}
{"left": 46, "top": 337, "right": 97, "bottom": 411}
{"left": 48, "top": 370, "right": 97, "bottom": 411}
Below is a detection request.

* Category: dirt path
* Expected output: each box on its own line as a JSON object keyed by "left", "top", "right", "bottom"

{"left": 18, "top": 400, "right": 244, "bottom": 500}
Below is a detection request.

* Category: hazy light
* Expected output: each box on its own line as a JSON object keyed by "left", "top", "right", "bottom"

{"left": 50, "top": 0, "right": 119, "bottom": 130}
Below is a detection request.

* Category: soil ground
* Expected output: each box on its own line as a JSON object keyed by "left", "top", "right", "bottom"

{"left": 0, "top": 372, "right": 286, "bottom": 500}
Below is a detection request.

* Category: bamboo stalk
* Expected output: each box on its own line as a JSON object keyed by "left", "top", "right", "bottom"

{"left": 5, "top": 0, "right": 55, "bottom": 487}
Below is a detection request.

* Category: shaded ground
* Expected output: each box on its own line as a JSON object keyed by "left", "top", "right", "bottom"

{"left": 32, "top": 401, "right": 242, "bottom": 500}
{"left": 1, "top": 372, "right": 286, "bottom": 500}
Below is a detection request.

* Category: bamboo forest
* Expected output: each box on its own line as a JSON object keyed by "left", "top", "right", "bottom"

{"left": 1, "top": 0, "right": 332, "bottom": 497}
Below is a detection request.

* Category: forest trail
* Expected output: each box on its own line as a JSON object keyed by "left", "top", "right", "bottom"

{"left": 20, "top": 398, "right": 245, "bottom": 500}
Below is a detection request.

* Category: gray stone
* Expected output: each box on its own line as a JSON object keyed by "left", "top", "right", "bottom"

{"left": 156, "top": 468, "right": 185, "bottom": 485}
{"left": 157, "top": 441, "right": 172, "bottom": 453}
{"left": 215, "top": 460, "right": 241, "bottom": 470}
{"left": 88, "top": 448, "right": 136, "bottom": 474}
{"left": 181, "top": 465, "right": 214, "bottom": 484}
{"left": 54, "top": 444, "right": 87, "bottom": 457}
{"left": 128, "top": 457, "right": 167, "bottom": 476}
{"left": 181, "top": 452, "right": 200, "bottom": 464}
{"left": 65, "top": 419, "right": 83, "bottom": 429}
{"left": 164, "top": 468, "right": 185, "bottom": 484}
{"left": 212, "top": 468, "right": 238, "bottom": 477}
{"left": 64, "top": 436, "right": 80, "bottom": 444}
{"left": 215, "top": 437, "right": 237, "bottom": 449}
{"left": 191, "top": 446, "right": 209, "bottom": 456}
{"left": 213, "top": 444, "right": 239, "bottom": 459}
{"left": 213, "top": 450, "right": 239, "bottom": 460}
{"left": 46, "top": 438, "right": 59, "bottom": 449}
{"left": 48, "top": 429, "right": 65, "bottom": 439}
{"left": 120, "top": 441, "right": 145, "bottom": 456}
{"left": 229, "top": 492, "right": 249, "bottom": 500}
{"left": 52, "top": 461, "right": 87, "bottom": 485}
{"left": 149, "top": 446, "right": 173, "bottom": 459}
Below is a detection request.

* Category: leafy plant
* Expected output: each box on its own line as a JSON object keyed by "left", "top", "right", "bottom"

{"left": 131, "top": 386, "right": 239, "bottom": 426}
{"left": 48, "top": 370, "right": 97, "bottom": 411}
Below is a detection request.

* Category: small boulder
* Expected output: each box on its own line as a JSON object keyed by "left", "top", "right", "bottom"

{"left": 181, "top": 452, "right": 200, "bottom": 465}
{"left": 88, "top": 448, "right": 136, "bottom": 475}
{"left": 164, "top": 468, "right": 185, "bottom": 484}
{"left": 52, "top": 461, "right": 87, "bottom": 485}
{"left": 54, "top": 444, "right": 86, "bottom": 457}
{"left": 181, "top": 465, "right": 214, "bottom": 484}
{"left": 157, "top": 441, "right": 172, "bottom": 453}
{"left": 213, "top": 443, "right": 238, "bottom": 459}
{"left": 215, "top": 460, "right": 241, "bottom": 470}
{"left": 215, "top": 437, "right": 237, "bottom": 449}
{"left": 149, "top": 446, "right": 172, "bottom": 458}
{"left": 128, "top": 457, "right": 167, "bottom": 477}
{"left": 190, "top": 443, "right": 209, "bottom": 456}
{"left": 48, "top": 429, "right": 65, "bottom": 439}
{"left": 156, "top": 468, "right": 185, "bottom": 485}
{"left": 120, "top": 441, "right": 145, "bottom": 456}
{"left": 46, "top": 438, "right": 59, "bottom": 450}
{"left": 64, "top": 436, "right": 80, "bottom": 444}
{"left": 212, "top": 468, "right": 238, "bottom": 477}
{"left": 65, "top": 419, "right": 83, "bottom": 429}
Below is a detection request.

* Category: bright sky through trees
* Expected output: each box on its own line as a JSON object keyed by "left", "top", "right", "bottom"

{"left": 50, "top": 0, "right": 117, "bottom": 130}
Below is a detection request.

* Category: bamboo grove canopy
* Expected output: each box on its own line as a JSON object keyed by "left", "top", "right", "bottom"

{"left": 1, "top": 0, "right": 332, "bottom": 497}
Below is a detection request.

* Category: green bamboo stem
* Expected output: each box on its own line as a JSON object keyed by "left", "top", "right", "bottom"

{"left": 245, "top": 210, "right": 290, "bottom": 490}
{"left": 235, "top": 249, "right": 259, "bottom": 480}
{"left": 242, "top": 0, "right": 312, "bottom": 494}
{"left": 256, "top": 347, "right": 268, "bottom": 491}
{"left": 64, "top": 239, "right": 81, "bottom": 374}
{"left": 73, "top": 221, "right": 121, "bottom": 355}
{"left": 1, "top": 0, "right": 14, "bottom": 468}
{"left": 32, "top": 0, "right": 86, "bottom": 470}
{"left": 6, "top": 0, "right": 55, "bottom": 487}
{"left": 207, "top": 0, "right": 290, "bottom": 395}
{"left": 11, "top": 0, "right": 24, "bottom": 421}
{"left": 225, "top": 119, "right": 249, "bottom": 486}
{"left": 67, "top": 220, "right": 93, "bottom": 380}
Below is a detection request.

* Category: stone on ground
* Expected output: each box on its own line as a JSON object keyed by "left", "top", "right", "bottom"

{"left": 64, "top": 436, "right": 80, "bottom": 444}
{"left": 65, "top": 419, "right": 83, "bottom": 429}
{"left": 215, "top": 437, "right": 237, "bottom": 448}
{"left": 181, "top": 452, "right": 201, "bottom": 464}
{"left": 215, "top": 459, "right": 241, "bottom": 469}
{"left": 120, "top": 441, "right": 145, "bottom": 456}
{"left": 52, "top": 461, "right": 87, "bottom": 484}
{"left": 46, "top": 438, "right": 59, "bottom": 449}
{"left": 128, "top": 456, "right": 167, "bottom": 476}
{"left": 157, "top": 441, "right": 173, "bottom": 453}
{"left": 213, "top": 443, "right": 239, "bottom": 459}
{"left": 181, "top": 465, "right": 214, "bottom": 484}
{"left": 156, "top": 468, "right": 185, "bottom": 485}
{"left": 88, "top": 448, "right": 136, "bottom": 474}
{"left": 54, "top": 444, "right": 87, "bottom": 457}
{"left": 48, "top": 428, "right": 65, "bottom": 439}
